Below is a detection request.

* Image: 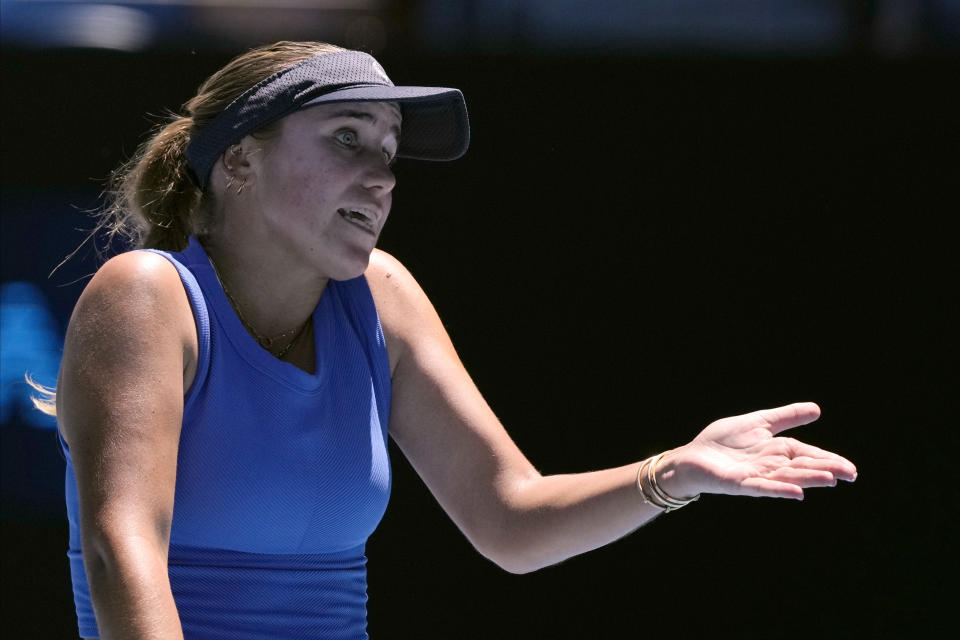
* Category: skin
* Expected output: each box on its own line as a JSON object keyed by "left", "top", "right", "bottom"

{"left": 58, "top": 101, "right": 857, "bottom": 639}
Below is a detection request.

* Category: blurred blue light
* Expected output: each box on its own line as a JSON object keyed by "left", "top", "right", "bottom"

{"left": 0, "top": 281, "right": 62, "bottom": 429}
{"left": 1, "top": 1, "right": 156, "bottom": 51}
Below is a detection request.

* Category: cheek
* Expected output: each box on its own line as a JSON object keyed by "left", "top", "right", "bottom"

{"left": 257, "top": 139, "right": 347, "bottom": 219}
{"left": 268, "top": 158, "right": 325, "bottom": 207}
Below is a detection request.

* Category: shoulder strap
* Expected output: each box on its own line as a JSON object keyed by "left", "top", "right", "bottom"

{"left": 140, "top": 248, "right": 211, "bottom": 412}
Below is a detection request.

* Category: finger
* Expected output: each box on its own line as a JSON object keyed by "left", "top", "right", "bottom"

{"left": 757, "top": 402, "right": 821, "bottom": 435}
{"left": 765, "top": 467, "right": 836, "bottom": 488}
{"left": 788, "top": 454, "right": 858, "bottom": 482}
{"left": 739, "top": 477, "right": 805, "bottom": 500}
{"left": 784, "top": 440, "right": 858, "bottom": 481}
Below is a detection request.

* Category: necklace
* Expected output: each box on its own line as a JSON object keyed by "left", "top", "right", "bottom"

{"left": 207, "top": 255, "right": 311, "bottom": 359}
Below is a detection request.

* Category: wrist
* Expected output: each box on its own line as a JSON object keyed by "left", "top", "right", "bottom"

{"left": 654, "top": 447, "right": 702, "bottom": 502}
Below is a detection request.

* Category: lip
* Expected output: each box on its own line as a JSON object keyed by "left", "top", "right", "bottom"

{"left": 337, "top": 206, "right": 381, "bottom": 235}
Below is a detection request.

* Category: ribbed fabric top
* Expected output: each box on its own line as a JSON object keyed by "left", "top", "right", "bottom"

{"left": 62, "top": 237, "right": 392, "bottom": 639}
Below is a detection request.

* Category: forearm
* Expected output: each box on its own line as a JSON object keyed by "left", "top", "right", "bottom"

{"left": 489, "top": 459, "right": 673, "bottom": 574}
{"left": 483, "top": 401, "right": 859, "bottom": 574}
{"left": 84, "top": 534, "right": 183, "bottom": 640}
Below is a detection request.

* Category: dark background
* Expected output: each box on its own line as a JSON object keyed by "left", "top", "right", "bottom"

{"left": 2, "top": 1, "right": 957, "bottom": 637}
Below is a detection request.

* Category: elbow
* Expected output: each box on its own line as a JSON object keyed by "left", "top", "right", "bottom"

{"left": 479, "top": 547, "right": 540, "bottom": 575}
{"left": 81, "top": 537, "right": 125, "bottom": 587}
{"left": 478, "top": 542, "right": 557, "bottom": 575}
{"left": 499, "top": 560, "right": 543, "bottom": 576}
{"left": 470, "top": 519, "right": 555, "bottom": 575}
{"left": 81, "top": 525, "right": 169, "bottom": 584}
{"left": 476, "top": 546, "right": 541, "bottom": 575}
{"left": 466, "top": 479, "right": 562, "bottom": 575}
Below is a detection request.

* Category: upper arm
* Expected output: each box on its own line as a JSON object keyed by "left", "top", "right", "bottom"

{"left": 58, "top": 251, "right": 197, "bottom": 551}
{"left": 366, "top": 250, "right": 539, "bottom": 551}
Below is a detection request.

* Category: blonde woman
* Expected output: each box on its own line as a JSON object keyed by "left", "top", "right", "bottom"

{"left": 46, "top": 41, "right": 856, "bottom": 639}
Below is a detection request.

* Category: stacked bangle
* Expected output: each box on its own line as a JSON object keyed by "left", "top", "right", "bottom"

{"left": 636, "top": 453, "right": 700, "bottom": 512}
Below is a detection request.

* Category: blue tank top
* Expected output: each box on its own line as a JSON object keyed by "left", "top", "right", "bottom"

{"left": 62, "top": 237, "right": 392, "bottom": 639}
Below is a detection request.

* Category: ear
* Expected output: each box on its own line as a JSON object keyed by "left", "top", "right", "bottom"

{"left": 219, "top": 136, "right": 259, "bottom": 180}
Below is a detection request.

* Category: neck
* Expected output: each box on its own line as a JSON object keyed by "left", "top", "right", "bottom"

{"left": 200, "top": 235, "right": 328, "bottom": 343}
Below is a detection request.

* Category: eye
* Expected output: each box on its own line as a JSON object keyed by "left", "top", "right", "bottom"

{"left": 335, "top": 129, "right": 358, "bottom": 147}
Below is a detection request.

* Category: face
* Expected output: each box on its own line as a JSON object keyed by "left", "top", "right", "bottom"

{"left": 240, "top": 101, "right": 401, "bottom": 280}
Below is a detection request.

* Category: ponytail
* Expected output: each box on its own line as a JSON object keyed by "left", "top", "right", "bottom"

{"left": 100, "top": 115, "right": 203, "bottom": 252}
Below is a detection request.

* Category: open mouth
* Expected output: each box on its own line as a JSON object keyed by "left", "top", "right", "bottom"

{"left": 338, "top": 207, "right": 376, "bottom": 234}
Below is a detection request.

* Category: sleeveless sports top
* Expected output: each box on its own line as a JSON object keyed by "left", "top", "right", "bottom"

{"left": 61, "top": 237, "right": 392, "bottom": 639}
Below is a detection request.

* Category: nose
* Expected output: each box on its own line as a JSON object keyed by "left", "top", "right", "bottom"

{"left": 361, "top": 152, "right": 396, "bottom": 194}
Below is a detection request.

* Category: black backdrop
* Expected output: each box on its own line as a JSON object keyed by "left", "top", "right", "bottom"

{"left": 2, "top": 48, "right": 956, "bottom": 638}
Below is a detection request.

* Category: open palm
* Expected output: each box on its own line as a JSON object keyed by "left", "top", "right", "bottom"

{"left": 666, "top": 403, "right": 857, "bottom": 500}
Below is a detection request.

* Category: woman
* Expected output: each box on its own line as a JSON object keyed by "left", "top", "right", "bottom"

{"left": 47, "top": 41, "right": 856, "bottom": 639}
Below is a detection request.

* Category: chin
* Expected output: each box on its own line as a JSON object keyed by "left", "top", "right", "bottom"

{"left": 327, "top": 248, "right": 374, "bottom": 281}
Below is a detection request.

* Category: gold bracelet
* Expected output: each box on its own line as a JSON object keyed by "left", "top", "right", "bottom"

{"left": 636, "top": 457, "right": 667, "bottom": 510}
{"left": 638, "top": 453, "right": 700, "bottom": 513}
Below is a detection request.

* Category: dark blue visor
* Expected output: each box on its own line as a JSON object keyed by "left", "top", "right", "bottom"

{"left": 186, "top": 50, "right": 469, "bottom": 188}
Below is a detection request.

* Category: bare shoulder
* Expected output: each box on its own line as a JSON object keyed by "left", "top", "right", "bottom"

{"left": 59, "top": 250, "right": 198, "bottom": 443}
{"left": 365, "top": 249, "right": 422, "bottom": 307}
{"left": 67, "top": 250, "right": 196, "bottom": 357}
{"left": 365, "top": 249, "right": 448, "bottom": 372}
{"left": 79, "top": 250, "right": 187, "bottom": 309}
{"left": 366, "top": 249, "right": 441, "bottom": 330}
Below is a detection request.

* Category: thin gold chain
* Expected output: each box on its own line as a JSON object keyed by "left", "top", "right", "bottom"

{"left": 207, "top": 255, "right": 310, "bottom": 358}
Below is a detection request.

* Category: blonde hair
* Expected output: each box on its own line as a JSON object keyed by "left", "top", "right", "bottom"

{"left": 33, "top": 41, "right": 345, "bottom": 418}
{"left": 27, "top": 374, "right": 57, "bottom": 417}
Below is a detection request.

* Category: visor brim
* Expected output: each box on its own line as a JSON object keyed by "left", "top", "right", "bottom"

{"left": 302, "top": 85, "right": 470, "bottom": 162}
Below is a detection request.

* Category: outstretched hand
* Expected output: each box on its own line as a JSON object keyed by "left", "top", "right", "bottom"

{"left": 660, "top": 403, "right": 857, "bottom": 501}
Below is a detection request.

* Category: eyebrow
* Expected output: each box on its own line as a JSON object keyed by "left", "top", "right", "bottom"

{"left": 327, "top": 108, "right": 401, "bottom": 137}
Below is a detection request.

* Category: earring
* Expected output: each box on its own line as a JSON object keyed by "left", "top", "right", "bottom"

{"left": 224, "top": 148, "right": 246, "bottom": 195}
